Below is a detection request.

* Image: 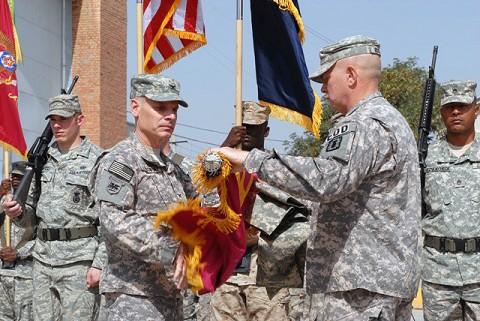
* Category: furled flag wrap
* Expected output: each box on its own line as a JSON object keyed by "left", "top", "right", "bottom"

{"left": 0, "top": 0, "right": 27, "bottom": 158}
{"left": 143, "top": 0, "right": 206, "bottom": 73}
{"left": 251, "top": 0, "right": 322, "bottom": 137}
{"left": 156, "top": 151, "right": 258, "bottom": 294}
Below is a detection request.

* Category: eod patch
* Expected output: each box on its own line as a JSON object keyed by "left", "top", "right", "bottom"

{"left": 321, "top": 123, "right": 356, "bottom": 162}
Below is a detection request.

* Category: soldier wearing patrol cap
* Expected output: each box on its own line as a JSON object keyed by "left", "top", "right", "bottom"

{"left": 2, "top": 93, "right": 105, "bottom": 320}
{"left": 90, "top": 74, "right": 197, "bottom": 320}
{"left": 421, "top": 80, "right": 480, "bottom": 321}
{"left": 205, "top": 101, "right": 311, "bottom": 320}
{"left": 213, "top": 35, "right": 421, "bottom": 320}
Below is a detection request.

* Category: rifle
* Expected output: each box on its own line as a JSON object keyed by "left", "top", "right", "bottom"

{"left": 418, "top": 47, "right": 438, "bottom": 216}
{"left": 12, "top": 76, "right": 79, "bottom": 208}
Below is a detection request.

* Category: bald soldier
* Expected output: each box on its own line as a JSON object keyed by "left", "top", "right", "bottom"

{"left": 213, "top": 35, "right": 421, "bottom": 320}
{"left": 90, "top": 74, "right": 197, "bottom": 320}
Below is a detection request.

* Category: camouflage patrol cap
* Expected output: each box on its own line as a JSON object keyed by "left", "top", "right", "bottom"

{"left": 130, "top": 74, "right": 188, "bottom": 107}
{"left": 242, "top": 101, "right": 270, "bottom": 125}
{"left": 310, "top": 35, "right": 381, "bottom": 83}
{"left": 440, "top": 80, "right": 477, "bottom": 106}
{"left": 46, "top": 94, "right": 81, "bottom": 119}
{"left": 10, "top": 161, "right": 27, "bottom": 176}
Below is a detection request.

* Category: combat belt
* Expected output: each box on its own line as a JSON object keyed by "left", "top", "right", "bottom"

{"left": 37, "top": 226, "right": 98, "bottom": 242}
{"left": 425, "top": 234, "right": 480, "bottom": 253}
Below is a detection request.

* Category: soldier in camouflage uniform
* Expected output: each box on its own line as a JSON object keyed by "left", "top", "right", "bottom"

{"left": 2, "top": 94, "right": 105, "bottom": 320}
{"left": 214, "top": 35, "right": 422, "bottom": 321}
{"left": 421, "top": 80, "right": 480, "bottom": 321}
{"left": 209, "top": 101, "right": 311, "bottom": 321}
{"left": 90, "top": 74, "right": 197, "bottom": 320}
{"left": 0, "top": 161, "right": 34, "bottom": 320}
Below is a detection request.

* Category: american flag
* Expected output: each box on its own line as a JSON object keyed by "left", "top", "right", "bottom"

{"left": 143, "top": 0, "right": 206, "bottom": 73}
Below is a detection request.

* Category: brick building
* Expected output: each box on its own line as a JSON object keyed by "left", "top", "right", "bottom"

{"left": 13, "top": 0, "right": 127, "bottom": 156}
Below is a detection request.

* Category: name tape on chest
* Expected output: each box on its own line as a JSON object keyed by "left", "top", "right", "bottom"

{"left": 108, "top": 161, "right": 134, "bottom": 182}
{"left": 424, "top": 166, "right": 450, "bottom": 173}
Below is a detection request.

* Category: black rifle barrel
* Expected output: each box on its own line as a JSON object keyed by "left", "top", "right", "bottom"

{"left": 12, "top": 76, "right": 79, "bottom": 205}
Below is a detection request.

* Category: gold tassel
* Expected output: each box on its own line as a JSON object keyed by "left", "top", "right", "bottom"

{"left": 273, "top": 0, "right": 305, "bottom": 43}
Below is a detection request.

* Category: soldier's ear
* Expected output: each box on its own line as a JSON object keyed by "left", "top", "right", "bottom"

{"left": 264, "top": 126, "right": 270, "bottom": 138}
{"left": 76, "top": 113, "right": 85, "bottom": 126}
{"left": 131, "top": 98, "right": 141, "bottom": 117}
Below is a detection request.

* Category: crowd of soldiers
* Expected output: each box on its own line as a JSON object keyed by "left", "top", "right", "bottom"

{"left": 0, "top": 34, "right": 478, "bottom": 321}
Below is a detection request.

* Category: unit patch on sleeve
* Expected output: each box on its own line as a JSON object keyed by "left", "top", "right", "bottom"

{"left": 321, "top": 123, "right": 356, "bottom": 162}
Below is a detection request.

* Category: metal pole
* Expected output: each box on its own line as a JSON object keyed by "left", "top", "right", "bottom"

{"left": 136, "top": 0, "right": 144, "bottom": 74}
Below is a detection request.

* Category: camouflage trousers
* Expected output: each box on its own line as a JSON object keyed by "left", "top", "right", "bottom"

{"left": 210, "top": 283, "right": 310, "bottom": 321}
{"left": 183, "top": 289, "right": 198, "bottom": 320}
{"left": 422, "top": 280, "right": 480, "bottom": 321}
{"left": 33, "top": 260, "right": 102, "bottom": 321}
{"left": 105, "top": 292, "right": 183, "bottom": 321}
{"left": 0, "top": 275, "right": 33, "bottom": 320}
{"left": 318, "top": 289, "right": 414, "bottom": 321}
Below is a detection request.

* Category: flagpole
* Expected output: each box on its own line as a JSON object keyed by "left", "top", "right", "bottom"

{"left": 136, "top": 0, "right": 143, "bottom": 74}
{"left": 235, "top": 0, "right": 243, "bottom": 128}
{"left": 3, "top": 151, "right": 10, "bottom": 247}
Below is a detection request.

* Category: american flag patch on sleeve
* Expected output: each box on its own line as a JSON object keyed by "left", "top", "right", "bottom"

{"left": 108, "top": 161, "right": 134, "bottom": 182}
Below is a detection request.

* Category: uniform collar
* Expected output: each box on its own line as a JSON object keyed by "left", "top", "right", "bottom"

{"left": 347, "top": 91, "right": 382, "bottom": 117}
{"left": 49, "top": 136, "right": 91, "bottom": 160}
{"left": 129, "top": 134, "right": 167, "bottom": 167}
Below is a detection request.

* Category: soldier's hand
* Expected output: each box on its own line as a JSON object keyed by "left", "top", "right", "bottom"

{"left": 221, "top": 126, "right": 246, "bottom": 148}
{"left": 0, "top": 179, "right": 11, "bottom": 197}
{"left": 211, "top": 147, "right": 248, "bottom": 173}
{"left": 173, "top": 243, "right": 187, "bottom": 290}
{"left": 2, "top": 194, "right": 23, "bottom": 218}
{"left": 1, "top": 246, "right": 17, "bottom": 262}
{"left": 86, "top": 267, "right": 102, "bottom": 288}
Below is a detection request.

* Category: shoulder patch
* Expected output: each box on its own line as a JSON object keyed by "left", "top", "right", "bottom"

{"left": 321, "top": 123, "right": 357, "bottom": 162}
{"left": 108, "top": 161, "right": 134, "bottom": 182}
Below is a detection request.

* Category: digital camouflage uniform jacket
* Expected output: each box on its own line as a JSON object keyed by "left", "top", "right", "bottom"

{"left": 90, "top": 135, "right": 198, "bottom": 298}
{"left": 422, "top": 134, "right": 480, "bottom": 286}
{"left": 13, "top": 137, "right": 106, "bottom": 268}
{"left": 250, "top": 182, "right": 310, "bottom": 290}
{"left": 244, "top": 92, "right": 422, "bottom": 298}
{"left": 0, "top": 216, "right": 35, "bottom": 279}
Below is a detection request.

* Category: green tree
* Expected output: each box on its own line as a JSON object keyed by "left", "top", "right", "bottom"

{"left": 283, "top": 97, "right": 334, "bottom": 157}
{"left": 284, "top": 57, "right": 443, "bottom": 156}
{"left": 379, "top": 57, "right": 443, "bottom": 139}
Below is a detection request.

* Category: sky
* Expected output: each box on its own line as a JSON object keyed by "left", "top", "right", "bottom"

{"left": 127, "top": 1, "right": 480, "bottom": 160}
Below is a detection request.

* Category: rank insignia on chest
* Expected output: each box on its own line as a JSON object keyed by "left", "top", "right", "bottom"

{"left": 424, "top": 166, "right": 450, "bottom": 173}
{"left": 472, "top": 163, "right": 480, "bottom": 169}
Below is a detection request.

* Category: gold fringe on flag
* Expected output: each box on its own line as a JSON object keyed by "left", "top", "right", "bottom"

{"left": 155, "top": 198, "right": 207, "bottom": 293}
{"left": 146, "top": 30, "right": 206, "bottom": 74}
{"left": 273, "top": 0, "right": 305, "bottom": 43}
{"left": 261, "top": 91, "right": 323, "bottom": 138}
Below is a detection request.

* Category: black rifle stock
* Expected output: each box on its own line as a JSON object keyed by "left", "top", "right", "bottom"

{"left": 12, "top": 76, "right": 79, "bottom": 207}
{"left": 418, "top": 47, "right": 438, "bottom": 216}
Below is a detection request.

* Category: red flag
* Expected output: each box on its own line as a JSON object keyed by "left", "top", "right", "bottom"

{"left": 143, "top": 0, "right": 206, "bottom": 73}
{"left": 0, "top": 0, "right": 26, "bottom": 158}
{"left": 157, "top": 167, "right": 258, "bottom": 294}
